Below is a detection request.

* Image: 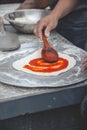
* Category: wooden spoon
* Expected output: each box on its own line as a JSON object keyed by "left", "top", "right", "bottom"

{"left": 41, "top": 33, "right": 58, "bottom": 63}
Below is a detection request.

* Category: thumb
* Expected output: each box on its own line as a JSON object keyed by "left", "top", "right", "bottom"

{"left": 44, "top": 25, "right": 52, "bottom": 37}
{"left": 45, "top": 31, "right": 50, "bottom": 37}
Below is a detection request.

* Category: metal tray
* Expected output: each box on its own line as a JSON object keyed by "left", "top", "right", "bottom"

{"left": 0, "top": 33, "right": 87, "bottom": 88}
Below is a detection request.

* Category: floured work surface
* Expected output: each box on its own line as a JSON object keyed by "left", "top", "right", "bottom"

{"left": 0, "top": 32, "right": 87, "bottom": 88}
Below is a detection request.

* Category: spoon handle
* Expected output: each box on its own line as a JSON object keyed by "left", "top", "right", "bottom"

{"left": 42, "top": 34, "right": 51, "bottom": 48}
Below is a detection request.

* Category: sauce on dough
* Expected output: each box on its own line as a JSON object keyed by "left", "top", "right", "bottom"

{"left": 23, "top": 57, "right": 68, "bottom": 72}
{"left": 12, "top": 49, "right": 76, "bottom": 76}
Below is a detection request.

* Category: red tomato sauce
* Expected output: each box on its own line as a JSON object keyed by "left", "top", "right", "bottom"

{"left": 23, "top": 57, "right": 69, "bottom": 73}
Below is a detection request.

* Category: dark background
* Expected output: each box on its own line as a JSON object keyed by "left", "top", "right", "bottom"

{"left": 0, "top": 0, "right": 24, "bottom": 4}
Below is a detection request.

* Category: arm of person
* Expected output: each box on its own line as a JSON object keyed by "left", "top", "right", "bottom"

{"left": 34, "top": 0, "right": 79, "bottom": 39}
{"left": 17, "top": 0, "right": 50, "bottom": 10}
{"left": 49, "top": 0, "right": 78, "bottom": 19}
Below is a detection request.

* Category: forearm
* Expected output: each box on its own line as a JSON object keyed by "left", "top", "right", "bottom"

{"left": 50, "top": 0, "right": 79, "bottom": 20}
{"left": 17, "top": 0, "right": 50, "bottom": 9}
{"left": 35, "top": 0, "right": 50, "bottom": 8}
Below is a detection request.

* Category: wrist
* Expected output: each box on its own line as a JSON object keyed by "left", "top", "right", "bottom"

{"left": 50, "top": 8, "right": 61, "bottom": 21}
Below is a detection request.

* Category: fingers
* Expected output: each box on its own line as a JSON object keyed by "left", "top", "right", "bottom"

{"left": 34, "top": 20, "right": 52, "bottom": 40}
{"left": 45, "top": 23, "right": 54, "bottom": 37}
{"left": 34, "top": 14, "right": 58, "bottom": 40}
{"left": 17, "top": 1, "right": 35, "bottom": 10}
{"left": 34, "top": 20, "right": 45, "bottom": 40}
{"left": 82, "top": 63, "right": 87, "bottom": 70}
{"left": 82, "top": 56, "right": 87, "bottom": 70}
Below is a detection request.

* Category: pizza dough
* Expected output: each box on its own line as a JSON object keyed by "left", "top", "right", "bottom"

{"left": 12, "top": 49, "right": 76, "bottom": 76}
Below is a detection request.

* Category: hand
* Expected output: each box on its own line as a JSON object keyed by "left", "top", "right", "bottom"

{"left": 34, "top": 13, "right": 58, "bottom": 40}
{"left": 82, "top": 56, "right": 87, "bottom": 70}
{"left": 17, "top": 0, "right": 35, "bottom": 10}
{"left": 17, "top": 0, "right": 50, "bottom": 10}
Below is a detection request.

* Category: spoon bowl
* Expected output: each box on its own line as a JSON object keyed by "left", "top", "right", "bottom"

{"left": 41, "top": 33, "right": 58, "bottom": 63}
